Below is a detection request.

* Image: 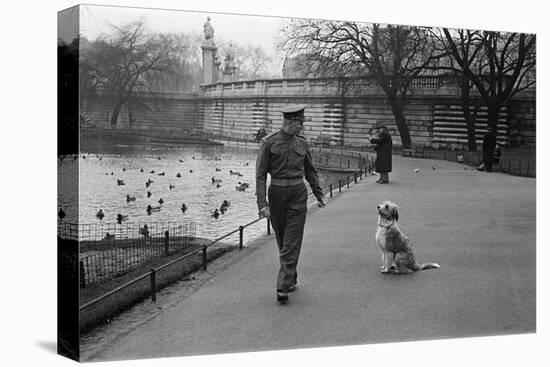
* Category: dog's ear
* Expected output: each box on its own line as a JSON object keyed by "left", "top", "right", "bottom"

{"left": 391, "top": 205, "right": 399, "bottom": 221}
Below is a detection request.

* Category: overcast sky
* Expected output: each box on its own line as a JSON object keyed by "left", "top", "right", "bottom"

{"left": 73, "top": 4, "right": 288, "bottom": 74}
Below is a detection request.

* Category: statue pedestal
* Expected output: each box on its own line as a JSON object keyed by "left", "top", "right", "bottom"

{"left": 202, "top": 42, "right": 217, "bottom": 85}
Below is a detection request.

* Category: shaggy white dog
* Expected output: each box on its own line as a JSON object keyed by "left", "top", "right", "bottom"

{"left": 376, "top": 201, "right": 440, "bottom": 274}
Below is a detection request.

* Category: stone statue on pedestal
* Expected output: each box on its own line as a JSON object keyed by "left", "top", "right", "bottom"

{"left": 201, "top": 16, "right": 217, "bottom": 84}
{"left": 203, "top": 16, "right": 214, "bottom": 40}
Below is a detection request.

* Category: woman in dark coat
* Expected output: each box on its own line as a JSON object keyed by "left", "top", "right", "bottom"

{"left": 370, "top": 124, "right": 392, "bottom": 183}
{"left": 482, "top": 126, "right": 497, "bottom": 172}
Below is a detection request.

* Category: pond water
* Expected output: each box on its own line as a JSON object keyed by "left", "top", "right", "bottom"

{"left": 58, "top": 137, "right": 343, "bottom": 246}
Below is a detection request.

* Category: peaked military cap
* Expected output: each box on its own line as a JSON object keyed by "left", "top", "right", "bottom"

{"left": 281, "top": 104, "right": 306, "bottom": 119}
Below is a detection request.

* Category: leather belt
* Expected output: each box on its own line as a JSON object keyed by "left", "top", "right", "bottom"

{"left": 270, "top": 177, "right": 304, "bottom": 186}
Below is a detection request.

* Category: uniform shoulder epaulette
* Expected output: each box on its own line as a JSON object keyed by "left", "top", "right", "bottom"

{"left": 261, "top": 131, "right": 278, "bottom": 143}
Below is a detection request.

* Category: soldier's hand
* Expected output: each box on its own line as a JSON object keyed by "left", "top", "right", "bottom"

{"left": 259, "top": 207, "right": 271, "bottom": 218}
{"left": 317, "top": 196, "right": 327, "bottom": 208}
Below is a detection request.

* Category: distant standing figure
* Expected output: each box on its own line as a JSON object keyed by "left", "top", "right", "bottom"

{"left": 369, "top": 123, "right": 392, "bottom": 184}
{"left": 493, "top": 143, "right": 502, "bottom": 166}
{"left": 254, "top": 128, "right": 267, "bottom": 142}
{"left": 482, "top": 126, "right": 497, "bottom": 172}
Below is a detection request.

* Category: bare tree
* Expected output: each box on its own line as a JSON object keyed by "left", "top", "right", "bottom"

{"left": 242, "top": 45, "right": 272, "bottom": 79}
{"left": 430, "top": 29, "right": 485, "bottom": 151}
{"left": 218, "top": 42, "right": 273, "bottom": 80}
{"left": 281, "top": 20, "right": 444, "bottom": 148}
{"left": 141, "top": 32, "right": 203, "bottom": 92}
{"left": 439, "top": 29, "right": 536, "bottom": 138}
{"left": 80, "top": 21, "right": 183, "bottom": 127}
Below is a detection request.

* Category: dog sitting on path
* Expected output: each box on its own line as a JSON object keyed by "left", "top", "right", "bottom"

{"left": 375, "top": 201, "right": 440, "bottom": 274}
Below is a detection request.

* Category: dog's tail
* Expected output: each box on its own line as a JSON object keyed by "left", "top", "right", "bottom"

{"left": 418, "top": 262, "right": 440, "bottom": 270}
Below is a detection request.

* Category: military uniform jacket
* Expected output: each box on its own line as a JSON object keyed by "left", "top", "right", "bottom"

{"left": 256, "top": 129, "right": 323, "bottom": 209}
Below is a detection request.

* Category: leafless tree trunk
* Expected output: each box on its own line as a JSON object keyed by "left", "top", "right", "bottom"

{"left": 281, "top": 21, "right": 444, "bottom": 148}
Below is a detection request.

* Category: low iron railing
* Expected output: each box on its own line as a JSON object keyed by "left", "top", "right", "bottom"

{"left": 58, "top": 222, "right": 197, "bottom": 287}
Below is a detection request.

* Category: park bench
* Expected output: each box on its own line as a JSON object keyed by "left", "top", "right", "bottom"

{"left": 402, "top": 145, "right": 425, "bottom": 158}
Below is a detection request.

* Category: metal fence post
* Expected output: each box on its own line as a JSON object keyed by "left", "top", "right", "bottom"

{"left": 79, "top": 260, "right": 86, "bottom": 289}
{"left": 150, "top": 269, "right": 157, "bottom": 302}
{"left": 164, "top": 230, "right": 169, "bottom": 256}
{"left": 329, "top": 184, "right": 333, "bottom": 198}
{"left": 347, "top": 176, "right": 350, "bottom": 188}
{"left": 339, "top": 179, "right": 342, "bottom": 193}
{"left": 354, "top": 172, "right": 357, "bottom": 183}
{"left": 239, "top": 226, "right": 244, "bottom": 249}
{"left": 267, "top": 218, "right": 271, "bottom": 235}
{"left": 202, "top": 246, "right": 207, "bottom": 270}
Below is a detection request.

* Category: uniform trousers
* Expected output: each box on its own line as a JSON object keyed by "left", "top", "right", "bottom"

{"left": 268, "top": 182, "right": 308, "bottom": 291}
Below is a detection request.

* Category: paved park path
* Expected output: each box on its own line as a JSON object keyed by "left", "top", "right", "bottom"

{"left": 83, "top": 155, "right": 536, "bottom": 362}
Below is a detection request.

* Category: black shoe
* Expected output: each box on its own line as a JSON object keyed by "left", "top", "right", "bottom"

{"left": 277, "top": 290, "right": 288, "bottom": 304}
{"left": 375, "top": 179, "right": 382, "bottom": 183}
{"left": 378, "top": 180, "right": 389, "bottom": 184}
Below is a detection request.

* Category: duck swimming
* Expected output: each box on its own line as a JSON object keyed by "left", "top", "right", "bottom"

{"left": 158, "top": 198, "right": 164, "bottom": 205}
{"left": 176, "top": 173, "right": 181, "bottom": 178}
{"left": 181, "top": 204, "right": 187, "bottom": 213}
{"left": 117, "top": 179, "right": 125, "bottom": 186}
{"left": 126, "top": 194, "right": 136, "bottom": 203}
{"left": 212, "top": 209, "right": 220, "bottom": 219}
{"left": 116, "top": 214, "right": 129, "bottom": 223}
{"left": 147, "top": 191, "right": 152, "bottom": 198}
{"left": 169, "top": 184, "right": 175, "bottom": 190}
{"left": 96, "top": 209, "right": 104, "bottom": 220}
{"left": 146, "top": 205, "right": 161, "bottom": 213}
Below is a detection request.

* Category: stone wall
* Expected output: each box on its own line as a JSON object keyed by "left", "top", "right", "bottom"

{"left": 81, "top": 92, "right": 200, "bottom": 135}
{"left": 79, "top": 77, "right": 535, "bottom": 149}
{"left": 508, "top": 97, "right": 536, "bottom": 147}
{"left": 200, "top": 77, "right": 536, "bottom": 149}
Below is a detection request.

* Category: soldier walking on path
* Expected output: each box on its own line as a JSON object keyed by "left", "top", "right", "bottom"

{"left": 256, "top": 104, "right": 327, "bottom": 304}
{"left": 369, "top": 123, "right": 393, "bottom": 184}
